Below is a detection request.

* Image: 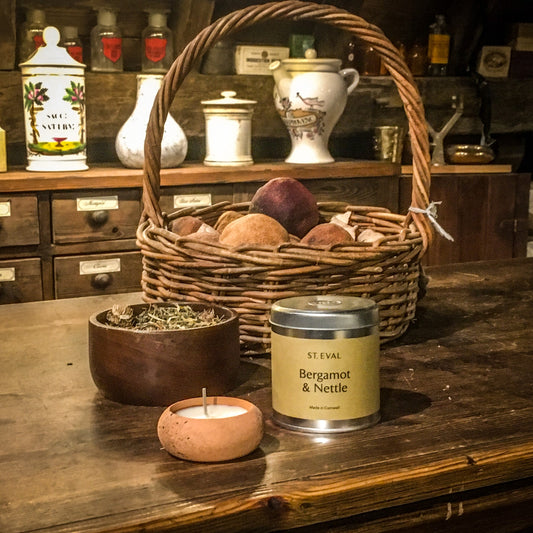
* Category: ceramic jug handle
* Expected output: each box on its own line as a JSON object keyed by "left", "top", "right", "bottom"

{"left": 340, "top": 68, "right": 360, "bottom": 95}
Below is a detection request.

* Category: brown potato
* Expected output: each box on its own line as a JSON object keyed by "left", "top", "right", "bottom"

{"left": 219, "top": 213, "right": 290, "bottom": 247}
{"left": 169, "top": 215, "right": 203, "bottom": 236}
{"left": 214, "top": 210, "right": 243, "bottom": 232}
{"left": 249, "top": 177, "right": 320, "bottom": 238}
{"left": 301, "top": 223, "right": 354, "bottom": 246}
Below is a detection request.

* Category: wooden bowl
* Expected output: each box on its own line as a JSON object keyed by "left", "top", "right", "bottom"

{"left": 157, "top": 396, "right": 264, "bottom": 462}
{"left": 88, "top": 303, "right": 240, "bottom": 406}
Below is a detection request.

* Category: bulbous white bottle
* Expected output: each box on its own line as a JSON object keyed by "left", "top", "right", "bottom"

{"left": 115, "top": 74, "right": 187, "bottom": 168}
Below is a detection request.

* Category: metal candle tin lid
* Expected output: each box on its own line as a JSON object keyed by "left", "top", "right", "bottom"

{"left": 270, "top": 295, "right": 378, "bottom": 331}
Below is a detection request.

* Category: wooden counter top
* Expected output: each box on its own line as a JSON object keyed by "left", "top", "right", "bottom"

{"left": 1, "top": 259, "right": 532, "bottom": 532}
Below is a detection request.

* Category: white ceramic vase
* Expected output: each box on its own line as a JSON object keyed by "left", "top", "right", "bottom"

{"left": 115, "top": 74, "right": 187, "bottom": 168}
{"left": 270, "top": 53, "right": 359, "bottom": 164}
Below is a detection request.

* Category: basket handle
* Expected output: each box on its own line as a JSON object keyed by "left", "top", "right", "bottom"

{"left": 142, "top": 0, "right": 433, "bottom": 249}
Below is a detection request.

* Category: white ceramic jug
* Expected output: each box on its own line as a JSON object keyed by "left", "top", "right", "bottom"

{"left": 270, "top": 50, "right": 359, "bottom": 164}
{"left": 115, "top": 74, "right": 187, "bottom": 169}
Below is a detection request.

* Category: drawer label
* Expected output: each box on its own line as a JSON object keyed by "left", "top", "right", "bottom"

{"left": 77, "top": 196, "right": 119, "bottom": 211}
{"left": 0, "top": 201, "right": 11, "bottom": 217}
{"left": 173, "top": 193, "right": 212, "bottom": 208}
{"left": 0, "top": 267, "right": 16, "bottom": 282}
{"left": 79, "top": 258, "right": 121, "bottom": 275}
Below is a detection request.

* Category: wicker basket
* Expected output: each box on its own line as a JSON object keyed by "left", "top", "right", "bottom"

{"left": 137, "top": 1, "right": 433, "bottom": 355}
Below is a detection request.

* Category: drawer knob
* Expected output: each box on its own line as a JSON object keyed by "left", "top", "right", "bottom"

{"left": 92, "top": 273, "right": 112, "bottom": 289}
{"left": 88, "top": 210, "right": 109, "bottom": 226}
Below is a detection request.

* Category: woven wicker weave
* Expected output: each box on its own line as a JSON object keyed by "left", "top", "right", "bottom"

{"left": 137, "top": 1, "right": 433, "bottom": 355}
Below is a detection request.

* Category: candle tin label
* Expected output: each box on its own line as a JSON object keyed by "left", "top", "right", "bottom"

{"left": 270, "top": 295, "right": 380, "bottom": 433}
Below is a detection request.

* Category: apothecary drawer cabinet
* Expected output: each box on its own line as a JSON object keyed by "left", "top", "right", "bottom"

{"left": 0, "top": 194, "right": 40, "bottom": 247}
{"left": 54, "top": 251, "right": 142, "bottom": 299}
{"left": 51, "top": 190, "right": 141, "bottom": 244}
{"left": 0, "top": 257, "right": 43, "bottom": 303}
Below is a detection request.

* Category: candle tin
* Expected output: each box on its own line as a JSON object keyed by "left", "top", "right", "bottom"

{"left": 270, "top": 295, "right": 380, "bottom": 433}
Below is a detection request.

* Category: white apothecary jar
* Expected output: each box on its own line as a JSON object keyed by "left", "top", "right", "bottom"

{"left": 201, "top": 91, "right": 256, "bottom": 166}
{"left": 19, "top": 26, "right": 87, "bottom": 172}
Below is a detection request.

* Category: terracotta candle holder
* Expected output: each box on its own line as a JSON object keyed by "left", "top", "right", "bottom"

{"left": 157, "top": 394, "right": 263, "bottom": 462}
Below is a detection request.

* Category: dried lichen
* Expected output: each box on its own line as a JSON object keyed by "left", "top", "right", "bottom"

{"left": 105, "top": 304, "right": 225, "bottom": 331}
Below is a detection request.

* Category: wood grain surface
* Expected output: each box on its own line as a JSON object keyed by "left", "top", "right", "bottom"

{"left": 0, "top": 258, "right": 532, "bottom": 532}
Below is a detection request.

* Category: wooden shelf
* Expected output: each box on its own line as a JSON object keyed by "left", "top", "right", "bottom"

{"left": 0, "top": 160, "right": 398, "bottom": 193}
{"left": 401, "top": 164, "right": 513, "bottom": 174}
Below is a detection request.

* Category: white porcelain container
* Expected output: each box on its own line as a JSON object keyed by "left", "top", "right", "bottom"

{"left": 270, "top": 50, "right": 359, "bottom": 164}
{"left": 201, "top": 91, "right": 256, "bottom": 166}
{"left": 115, "top": 74, "right": 188, "bottom": 169}
{"left": 19, "top": 26, "right": 87, "bottom": 172}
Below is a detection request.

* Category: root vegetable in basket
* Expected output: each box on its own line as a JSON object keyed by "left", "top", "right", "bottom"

{"left": 249, "top": 177, "right": 320, "bottom": 238}
{"left": 169, "top": 215, "right": 204, "bottom": 236}
{"left": 219, "top": 213, "right": 290, "bottom": 247}
{"left": 301, "top": 223, "right": 354, "bottom": 246}
{"left": 214, "top": 210, "right": 243, "bottom": 232}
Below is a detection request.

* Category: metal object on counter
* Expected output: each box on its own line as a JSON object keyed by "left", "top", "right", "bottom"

{"left": 373, "top": 125, "right": 405, "bottom": 164}
{"left": 446, "top": 144, "right": 495, "bottom": 164}
{"left": 443, "top": 75, "right": 495, "bottom": 165}
{"left": 270, "top": 295, "right": 380, "bottom": 433}
{"left": 201, "top": 90, "right": 256, "bottom": 166}
{"left": 427, "top": 94, "right": 463, "bottom": 166}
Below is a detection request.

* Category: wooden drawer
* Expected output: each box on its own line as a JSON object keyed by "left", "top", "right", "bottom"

{"left": 54, "top": 251, "right": 142, "bottom": 299}
{"left": 0, "top": 258, "right": 43, "bottom": 303}
{"left": 160, "top": 184, "right": 233, "bottom": 214}
{"left": 51, "top": 190, "right": 141, "bottom": 244}
{"left": 0, "top": 194, "right": 40, "bottom": 247}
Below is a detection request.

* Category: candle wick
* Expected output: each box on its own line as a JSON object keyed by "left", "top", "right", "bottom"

{"left": 202, "top": 387, "right": 209, "bottom": 418}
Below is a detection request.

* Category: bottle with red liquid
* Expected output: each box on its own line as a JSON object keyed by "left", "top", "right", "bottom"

{"left": 61, "top": 26, "right": 83, "bottom": 64}
{"left": 142, "top": 10, "right": 173, "bottom": 73}
{"left": 91, "top": 8, "right": 122, "bottom": 72}
{"left": 18, "top": 8, "right": 47, "bottom": 64}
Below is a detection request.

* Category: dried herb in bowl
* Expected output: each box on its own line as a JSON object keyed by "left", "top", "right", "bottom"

{"left": 105, "top": 304, "right": 226, "bottom": 331}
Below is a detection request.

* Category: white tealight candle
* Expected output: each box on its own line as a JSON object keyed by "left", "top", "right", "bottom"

{"left": 176, "top": 404, "right": 248, "bottom": 419}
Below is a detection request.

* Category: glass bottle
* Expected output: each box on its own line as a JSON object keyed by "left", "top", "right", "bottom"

{"left": 60, "top": 26, "right": 84, "bottom": 64}
{"left": 142, "top": 10, "right": 173, "bottom": 73}
{"left": 91, "top": 8, "right": 122, "bottom": 72}
{"left": 359, "top": 43, "right": 381, "bottom": 76}
{"left": 427, "top": 14, "right": 450, "bottom": 76}
{"left": 18, "top": 8, "right": 47, "bottom": 63}
{"left": 407, "top": 43, "right": 427, "bottom": 76}
{"left": 342, "top": 37, "right": 357, "bottom": 69}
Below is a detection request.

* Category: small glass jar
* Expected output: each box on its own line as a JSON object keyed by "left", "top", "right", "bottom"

{"left": 18, "top": 8, "right": 47, "bottom": 64}
{"left": 142, "top": 10, "right": 173, "bottom": 73}
{"left": 60, "top": 26, "right": 83, "bottom": 64}
{"left": 407, "top": 43, "right": 428, "bottom": 76}
{"left": 91, "top": 8, "right": 122, "bottom": 72}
